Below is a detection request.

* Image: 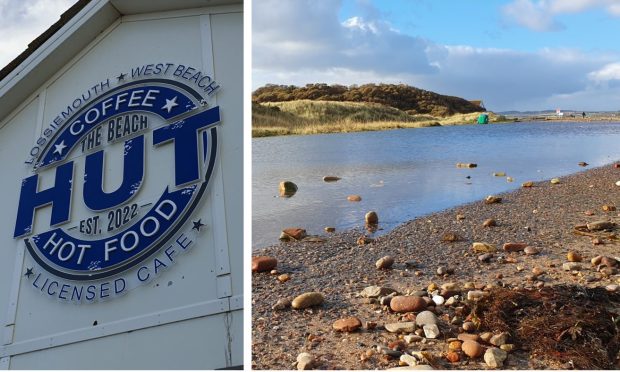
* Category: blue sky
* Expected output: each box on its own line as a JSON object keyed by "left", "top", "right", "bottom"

{"left": 253, "top": 0, "right": 620, "bottom": 111}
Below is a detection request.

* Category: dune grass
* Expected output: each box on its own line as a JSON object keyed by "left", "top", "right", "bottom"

{"left": 252, "top": 100, "right": 507, "bottom": 137}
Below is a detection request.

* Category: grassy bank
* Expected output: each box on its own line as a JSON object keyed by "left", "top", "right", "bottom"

{"left": 252, "top": 100, "right": 508, "bottom": 137}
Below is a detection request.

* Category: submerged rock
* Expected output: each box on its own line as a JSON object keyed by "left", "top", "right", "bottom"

{"left": 323, "top": 176, "right": 341, "bottom": 182}
{"left": 279, "top": 181, "right": 297, "bottom": 197}
{"left": 347, "top": 195, "right": 362, "bottom": 202}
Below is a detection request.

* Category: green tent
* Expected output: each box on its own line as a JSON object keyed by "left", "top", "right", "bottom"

{"left": 477, "top": 113, "right": 489, "bottom": 124}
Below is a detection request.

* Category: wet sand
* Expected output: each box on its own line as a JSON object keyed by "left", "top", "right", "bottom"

{"left": 252, "top": 163, "right": 620, "bottom": 370}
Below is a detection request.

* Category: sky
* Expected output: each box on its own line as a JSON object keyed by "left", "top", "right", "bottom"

{"left": 253, "top": 0, "right": 620, "bottom": 112}
{"left": 0, "top": 0, "right": 76, "bottom": 68}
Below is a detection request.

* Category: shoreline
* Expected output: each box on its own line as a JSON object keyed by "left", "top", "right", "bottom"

{"left": 252, "top": 113, "right": 620, "bottom": 138}
{"left": 252, "top": 163, "right": 620, "bottom": 369}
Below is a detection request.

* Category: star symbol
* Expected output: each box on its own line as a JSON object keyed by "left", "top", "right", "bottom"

{"left": 53, "top": 140, "right": 67, "bottom": 155}
{"left": 116, "top": 72, "right": 127, "bottom": 82}
{"left": 24, "top": 268, "right": 34, "bottom": 278}
{"left": 162, "top": 96, "right": 179, "bottom": 113}
{"left": 192, "top": 219, "right": 205, "bottom": 232}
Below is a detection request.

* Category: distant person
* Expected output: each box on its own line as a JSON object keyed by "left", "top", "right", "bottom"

{"left": 582, "top": 112, "right": 586, "bottom": 118}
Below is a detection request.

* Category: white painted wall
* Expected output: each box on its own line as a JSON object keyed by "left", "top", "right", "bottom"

{"left": 0, "top": 3, "right": 242, "bottom": 369}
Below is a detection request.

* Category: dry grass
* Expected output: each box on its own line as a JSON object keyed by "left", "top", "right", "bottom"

{"left": 252, "top": 100, "right": 509, "bottom": 137}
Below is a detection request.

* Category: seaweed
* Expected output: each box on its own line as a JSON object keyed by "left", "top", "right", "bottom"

{"left": 473, "top": 285, "right": 620, "bottom": 369}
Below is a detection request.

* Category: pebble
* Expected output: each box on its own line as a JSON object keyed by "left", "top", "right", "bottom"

{"left": 376, "top": 256, "right": 395, "bottom": 270}
{"left": 462, "top": 340, "right": 483, "bottom": 358}
{"left": 524, "top": 246, "right": 540, "bottom": 255}
{"left": 391, "top": 296, "right": 427, "bottom": 313}
{"left": 281, "top": 228, "right": 307, "bottom": 240}
{"left": 458, "top": 333, "right": 481, "bottom": 342}
{"left": 378, "top": 346, "right": 402, "bottom": 358}
{"left": 478, "top": 253, "right": 493, "bottom": 262}
{"left": 445, "top": 296, "right": 457, "bottom": 306}
{"left": 404, "top": 335, "right": 423, "bottom": 343}
{"left": 567, "top": 251, "right": 582, "bottom": 262}
{"left": 347, "top": 195, "right": 362, "bottom": 202}
{"left": 462, "top": 321, "right": 476, "bottom": 332}
{"left": 324, "top": 226, "right": 335, "bottom": 233}
{"left": 432, "top": 295, "right": 444, "bottom": 305}
{"left": 456, "top": 162, "right": 477, "bottom": 168}
{"left": 415, "top": 310, "right": 438, "bottom": 326}
{"left": 399, "top": 354, "right": 419, "bottom": 366}
{"left": 472, "top": 242, "right": 497, "bottom": 253}
{"left": 360, "top": 286, "right": 397, "bottom": 298}
{"left": 480, "top": 332, "right": 493, "bottom": 342}
{"left": 423, "top": 324, "right": 440, "bottom": 339}
{"left": 323, "top": 176, "right": 341, "bottom": 182}
{"left": 616, "top": 180, "right": 620, "bottom": 186}
{"left": 365, "top": 211, "right": 379, "bottom": 224}
{"left": 279, "top": 181, "right": 298, "bottom": 197}
{"left": 456, "top": 214, "right": 465, "bottom": 220}
{"left": 602, "top": 205, "right": 616, "bottom": 211}
{"left": 503, "top": 242, "right": 527, "bottom": 252}
{"left": 484, "top": 347, "right": 507, "bottom": 368}
{"left": 445, "top": 351, "right": 460, "bottom": 363}
{"left": 441, "top": 232, "right": 460, "bottom": 242}
{"left": 562, "top": 262, "right": 581, "bottom": 271}
{"left": 601, "top": 256, "right": 618, "bottom": 267}
{"left": 521, "top": 181, "right": 534, "bottom": 187}
{"left": 333, "top": 317, "right": 362, "bottom": 332}
{"left": 277, "top": 273, "right": 291, "bottom": 283}
{"left": 467, "top": 290, "right": 487, "bottom": 301}
{"left": 436, "top": 266, "right": 448, "bottom": 275}
{"left": 296, "top": 352, "right": 315, "bottom": 370}
{"left": 291, "top": 292, "right": 324, "bottom": 309}
{"left": 385, "top": 322, "right": 416, "bottom": 333}
{"left": 531, "top": 267, "right": 545, "bottom": 277}
{"left": 272, "top": 298, "right": 291, "bottom": 310}
{"left": 550, "top": 178, "right": 560, "bottom": 184}
{"left": 591, "top": 255, "right": 603, "bottom": 265}
{"left": 482, "top": 218, "right": 496, "bottom": 227}
{"left": 500, "top": 344, "right": 514, "bottom": 352}
{"left": 493, "top": 172, "right": 506, "bottom": 177}
{"left": 252, "top": 256, "right": 277, "bottom": 272}
{"left": 357, "top": 235, "right": 374, "bottom": 245}
{"left": 484, "top": 195, "right": 502, "bottom": 204}
{"left": 586, "top": 220, "right": 615, "bottom": 231}
{"left": 606, "top": 284, "right": 619, "bottom": 292}
{"left": 489, "top": 332, "right": 508, "bottom": 346}
{"left": 506, "top": 176, "right": 514, "bottom": 182}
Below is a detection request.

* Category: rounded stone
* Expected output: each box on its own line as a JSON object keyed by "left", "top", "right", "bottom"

{"left": 550, "top": 178, "right": 560, "bottom": 184}
{"left": 347, "top": 195, "right": 362, "bottom": 202}
{"left": 446, "top": 351, "right": 460, "bottom": 363}
{"left": 390, "top": 296, "right": 427, "bottom": 313}
{"left": 365, "top": 211, "right": 379, "bottom": 224}
{"left": 333, "top": 317, "right": 362, "bottom": 332}
{"left": 503, "top": 242, "right": 527, "bottom": 252}
{"left": 482, "top": 218, "right": 497, "bottom": 227}
{"left": 458, "top": 333, "right": 481, "bottom": 342}
{"left": 376, "top": 256, "right": 395, "bottom": 270}
{"left": 462, "top": 340, "right": 484, "bottom": 358}
{"left": 292, "top": 292, "right": 325, "bottom": 309}
{"left": 252, "top": 256, "right": 277, "bottom": 272}
{"left": 415, "top": 310, "right": 438, "bottom": 326}
{"left": 567, "top": 251, "right": 582, "bottom": 262}
{"left": 448, "top": 340, "right": 462, "bottom": 351}
{"left": 277, "top": 273, "right": 291, "bottom": 283}
{"left": 601, "top": 256, "right": 618, "bottom": 267}
{"left": 462, "top": 321, "right": 476, "bottom": 332}
{"left": 279, "top": 181, "right": 297, "bottom": 197}
{"left": 524, "top": 246, "right": 540, "bottom": 255}
{"left": 521, "top": 181, "right": 534, "bottom": 187}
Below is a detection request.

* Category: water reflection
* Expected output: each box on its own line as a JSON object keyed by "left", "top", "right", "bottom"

{"left": 253, "top": 121, "right": 620, "bottom": 249}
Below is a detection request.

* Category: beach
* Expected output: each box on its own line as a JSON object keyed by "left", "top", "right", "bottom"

{"left": 252, "top": 163, "right": 620, "bottom": 369}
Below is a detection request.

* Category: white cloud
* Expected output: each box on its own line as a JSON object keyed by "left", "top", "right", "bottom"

{"left": 588, "top": 62, "right": 620, "bottom": 82}
{"left": 253, "top": 1, "right": 620, "bottom": 111}
{"left": 0, "top": 0, "right": 76, "bottom": 67}
{"left": 503, "top": 0, "right": 620, "bottom": 32}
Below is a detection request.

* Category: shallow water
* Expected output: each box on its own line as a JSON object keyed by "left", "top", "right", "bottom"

{"left": 253, "top": 121, "right": 620, "bottom": 249}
